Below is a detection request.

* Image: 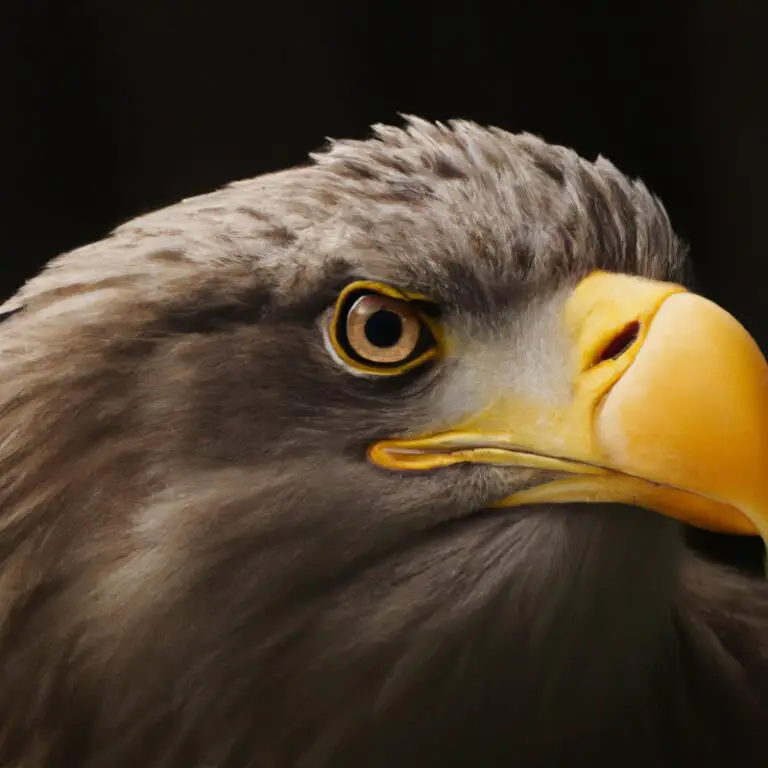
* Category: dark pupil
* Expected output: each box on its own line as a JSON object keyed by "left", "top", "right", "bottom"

{"left": 364, "top": 309, "right": 403, "bottom": 348}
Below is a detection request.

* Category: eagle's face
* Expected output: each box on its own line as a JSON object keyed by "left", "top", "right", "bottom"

{"left": 1, "top": 119, "right": 766, "bottom": 767}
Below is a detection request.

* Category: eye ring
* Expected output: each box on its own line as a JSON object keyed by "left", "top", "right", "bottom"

{"left": 327, "top": 281, "right": 441, "bottom": 376}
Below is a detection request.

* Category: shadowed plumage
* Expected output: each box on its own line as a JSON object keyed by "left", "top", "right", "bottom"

{"left": 0, "top": 117, "right": 766, "bottom": 767}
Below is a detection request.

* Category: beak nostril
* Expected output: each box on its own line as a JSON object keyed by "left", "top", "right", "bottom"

{"left": 592, "top": 321, "right": 641, "bottom": 367}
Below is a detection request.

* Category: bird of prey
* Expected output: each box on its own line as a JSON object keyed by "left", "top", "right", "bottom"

{"left": 0, "top": 117, "right": 766, "bottom": 768}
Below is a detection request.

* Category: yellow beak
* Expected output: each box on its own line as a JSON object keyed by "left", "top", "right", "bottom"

{"left": 369, "top": 271, "right": 768, "bottom": 540}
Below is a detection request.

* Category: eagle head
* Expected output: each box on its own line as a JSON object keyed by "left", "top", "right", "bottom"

{"left": 0, "top": 117, "right": 766, "bottom": 767}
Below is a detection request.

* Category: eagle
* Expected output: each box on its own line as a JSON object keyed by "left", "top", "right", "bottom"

{"left": 0, "top": 117, "right": 766, "bottom": 768}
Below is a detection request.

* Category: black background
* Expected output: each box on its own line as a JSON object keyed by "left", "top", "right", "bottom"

{"left": 1, "top": 1, "right": 766, "bottom": 572}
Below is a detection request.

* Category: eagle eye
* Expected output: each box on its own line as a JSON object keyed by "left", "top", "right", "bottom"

{"left": 327, "top": 281, "right": 440, "bottom": 376}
